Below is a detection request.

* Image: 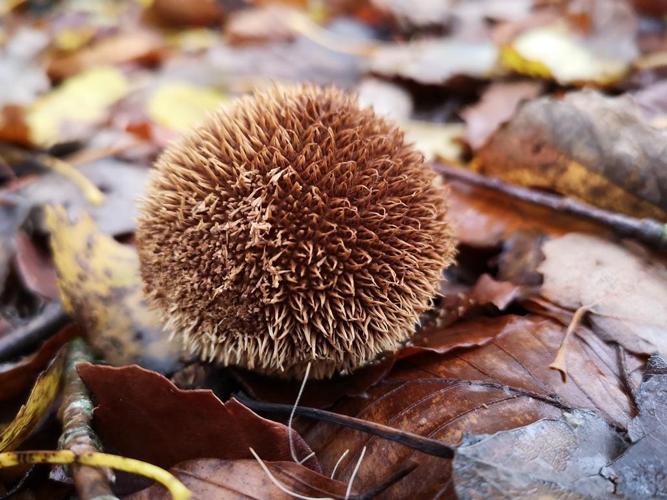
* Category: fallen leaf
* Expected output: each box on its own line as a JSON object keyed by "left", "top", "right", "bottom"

{"left": 147, "top": 0, "right": 225, "bottom": 27}
{"left": 25, "top": 66, "right": 129, "bottom": 147}
{"left": 357, "top": 78, "right": 413, "bottom": 121}
{"left": 127, "top": 458, "right": 349, "bottom": 500}
{"left": 0, "top": 349, "right": 65, "bottom": 452}
{"left": 538, "top": 233, "right": 667, "bottom": 359}
{"left": 473, "top": 90, "right": 667, "bottom": 220}
{"left": 299, "top": 314, "right": 638, "bottom": 497}
{"left": 18, "top": 159, "right": 151, "bottom": 236}
{"left": 603, "top": 354, "right": 667, "bottom": 497}
{"left": 0, "top": 27, "right": 50, "bottom": 108}
{"left": 77, "top": 363, "right": 318, "bottom": 471}
{"left": 453, "top": 409, "right": 624, "bottom": 498}
{"left": 46, "top": 30, "right": 164, "bottom": 80}
{"left": 225, "top": 5, "right": 299, "bottom": 45}
{"left": 460, "top": 81, "right": 542, "bottom": 150}
{"left": 369, "top": 38, "right": 498, "bottom": 85}
{"left": 45, "top": 206, "right": 181, "bottom": 373}
{"left": 0, "top": 325, "right": 76, "bottom": 402}
{"left": 401, "top": 120, "right": 464, "bottom": 163}
{"left": 146, "top": 82, "right": 227, "bottom": 133}
{"left": 14, "top": 231, "right": 59, "bottom": 300}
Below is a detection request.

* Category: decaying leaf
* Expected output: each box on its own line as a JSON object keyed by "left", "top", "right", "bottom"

{"left": 25, "top": 66, "right": 129, "bottom": 147}
{"left": 299, "top": 314, "right": 639, "bottom": 497}
{"left": 453, "top": 409, "right": 624, "bottom": 498}
{"left": 45, "top": 205, "right": 180, "bottom": 373}
{"left": 401, "top": 120, "right": 464, "bottom": 163}
{"left": 603, "top": 354, "right": 667, "bottom": 498}
{"left": 0, "top": 348, "right": 65, "bottom": 452}
{"left": 538, "top": 233, "right": 667, "bottom": 358}
{"left": 473, "top": 90, "right": 667, "bottom": 220}
{"left": 368, "top": 38, "right": 498, "bottom": 85}
{"left": 77, "top": 363, "right": 318, "bottom": 471}
{"left": 146, "top": 82, "right": 227, "bottom": 132}
{"left": 128, "top": 458, "right": 349, "bottom": 500}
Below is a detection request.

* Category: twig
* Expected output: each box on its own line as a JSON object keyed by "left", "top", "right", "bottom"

{"left": 0, "top": 302, "right": 69, "bottom": 362}
{"left": 236, "top": 395, "right": 454, "bottom": 459}
{"left": 550, "top": 305, "right": 593, "bottom": 383}
{"left": 58, "top": 338, "right": 116, "bottom": 500}
{"left": 433, "top": 162, "right": 667, "bottom": 250}
{"left": 616, "top": 344, "right": 639, "bottom": 416}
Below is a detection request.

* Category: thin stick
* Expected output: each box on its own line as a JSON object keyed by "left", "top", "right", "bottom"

{"left": 237, "top": 395, "right": 454, "bottom": 459}
{"left": 289, "top": 362, "right": 312, "bottom": 464}
{"left": 433, "top": 162, "right": 667, "bottom": 250}
{"left": 0, "top": 302, "right": 69, "bottom": 362}
{"left": 616, "top": 344, "right": 639, "bottom": 415}
{"left": 331, "top": 449, "right": 349, "bottom": 479}
{"left": 345, "top": 446, "right": 366, "bottom": 500}
{"left": 249, "top": 448, "right": 333, "bottom": 500}
{"left": 550, "top": 305, "right": 593, "bottom": 383}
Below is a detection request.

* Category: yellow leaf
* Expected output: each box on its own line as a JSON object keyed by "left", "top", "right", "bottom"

{"left": 26, "top": 66, "right": 129, "bottom": 147}
{"left": 502, "top": 23, "right": 629, "bottom": 85}
{"left": 0, "top": 350, "right": 65, "bottom": 452}
{"left": 45, "top": 206, "right": 181, "bottom": 372}
{"left": 401, "top": 120, "right": 464, "bottom": 163}
{"left": 147, "top": 82, "right": 227, "bottom": 132}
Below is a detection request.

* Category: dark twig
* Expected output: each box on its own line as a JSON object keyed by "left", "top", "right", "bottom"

{"left": 433, "top": 162, "right": 667, "bottom": 250}
{"left": 0, "top": 302, "right": 69, "bottom": 362}
{"left": 616, "top": 344, "right": 639, "bottom": 416}
{"left": 58, "top": 338, "right": 117, "bottom": 500}
{"left": 235, "top": 394, "right": 455, "bottom": 459}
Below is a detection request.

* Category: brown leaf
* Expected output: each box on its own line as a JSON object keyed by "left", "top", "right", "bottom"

{"left": 461, "top": 81, "right": 542, "bottom": 150}
{"left": 538, "top": 232, "right": 667, "bottom": 358}
{"left": 0, "top": 325, "right": 77, "bottom": 402}
{"left": 14, "top": 231, "right": 59, "bottom": 300}
{"left": 299, "top": 314, "right": 639, "bottom": 497}
{"left": 77, "top": 363, "right": 319, "bottom": 471}
{"left": 473, "top": 90, "right": 667, "bottom": 220}
{"left": 127, "top": 459, "right": 349, "bottom": 500}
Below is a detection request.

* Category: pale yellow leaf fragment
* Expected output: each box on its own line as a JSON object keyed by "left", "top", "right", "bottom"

{"left": 147, "top": 82, "right": 227, "bottom": 133}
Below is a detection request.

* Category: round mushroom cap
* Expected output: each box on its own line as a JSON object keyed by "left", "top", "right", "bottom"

{"left": 137, "top": 84, "right": 456, "bottom": 379}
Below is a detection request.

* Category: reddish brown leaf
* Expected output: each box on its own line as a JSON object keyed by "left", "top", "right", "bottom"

{"left": 14, "top": 231, "right": 59, "bottom": 300}
{"left": 0, "top": 325, "right": 77, "bottom": 402}
{"left": 77, "top": 363, "right": 319, "bottom": 471}
{"left": 127, "top": 459, "right": 349, "bottom": 500}
{"left": 298, "top": 314, "right": 639, "bottom": 498}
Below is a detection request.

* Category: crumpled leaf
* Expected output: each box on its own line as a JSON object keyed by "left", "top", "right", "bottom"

{"left": 14, "top": 231, "right": 59, "bottom": 300}
{"left": 146, "top": 82, "right": 227, "bottom": 133}
{"left": 538, "top": 233, "right": 667, "bottom": 358}
{"left": 502, "top": 0, "right": 638, "bottom": 85}
{"left": 128, "top": 458, "right": 349, "bottom": 500}
{"left": 368, "top": 38, "right": 498, "bottom": 85}
{"left": 300, "top": 314, "right": 639, "bottom": 498}
{"left": 473, "top": 90, "right": 667, "bottom": 220}
{"left": 0, "top": 348, "right": 65, "bottom": 452}
{"left": 19, "top": 159, "right": 150, "bottom": 236}
{"left": 401, "top": 120, "right": 464, "bottom": 163}
{"left": 26, "top": 66, "right": 129, "bottom": 147}
{"left": 45, "top": 206, "right": 181, "bottom": 373}
{"left": 460, "top": 81, "right": 542, "bottom": 150}
{"left": 603, "top": 354, "right": 667, "bottom": 497}
{"left": 77, "top": 363, "right": 318, "bottom": 471}
{"left": 0, "top": 325, "right": 76, "bottom": 403}
{"left": 453, "top": 409, "right": 624, "bottom": 499}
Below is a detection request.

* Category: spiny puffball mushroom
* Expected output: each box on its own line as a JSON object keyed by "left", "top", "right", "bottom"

{"left": 137, "top": 84, "right": 456, "bottom": 379}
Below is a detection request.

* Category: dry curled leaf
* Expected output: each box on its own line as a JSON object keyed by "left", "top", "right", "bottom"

{"left": 77, "top": 363, "right": 318, "bottom": 472}
{"left": 538, "top": 233, "right": 667, "bottom": 358}
{"left": 45, "top": 206, "right": 181, "bottom": 373}
{"left": 474, "top": 90, "right": 667, "bottom": 220}
{"left": 128, "top": 458, "right": 349, "bottom": 500}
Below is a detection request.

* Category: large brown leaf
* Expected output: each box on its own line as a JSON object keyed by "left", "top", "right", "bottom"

{"left": 298, "top": 314, "right": 639, "bottom": 498}
{"left": 77, "top": 363, "right": 318, "bottom": 471}
{"left": 473, "top": 90, "right": 667, "bottom": 220}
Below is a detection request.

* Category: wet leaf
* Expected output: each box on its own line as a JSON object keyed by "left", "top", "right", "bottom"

{"left": 128, "top": 458, "right": 349, "bottom": 500}
{"left": 77, "top": 363, "right": 318, "bottom": 471}
{"left": 146, "top": 82, "right": 227, "bottom": 133}
{"left": 473, "top": 90, "right": 667, "bottom": 220}
{"left": 603, "top": 354, "right": 667, "bottom": 497}
{"left": 0, "top": 348, "right": 65, "bottom": 452}
{"left": 45, "top": 205, "right": 181, "bottom": 373}
{"left": 299, "top": 314, "right": 638, "bottom": 497}
{"left": 0, "top": 325, "right": 76, "bottom": 403}
{"left": 26, "top": 66, "right": 129, "bottom": 147}
{"left": 369, "top": 38, "right": 498, "bottom": 85}
{"left": 453, "top": 409, "right": 624, "bottom": 498}
{"left": 538, "top": 233, "right": 667, "bottom": 358}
